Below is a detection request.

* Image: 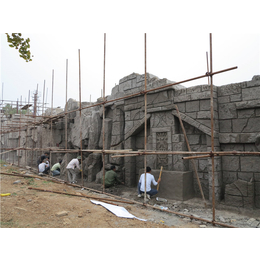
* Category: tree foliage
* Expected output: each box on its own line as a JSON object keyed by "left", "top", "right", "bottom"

{"left": 6, "top": 33, "right": 32, "bottom": 62}
{"left": 3, "top": 104, "right": 30, "bottom": 116}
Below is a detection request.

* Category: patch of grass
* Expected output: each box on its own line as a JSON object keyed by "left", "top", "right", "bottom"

{"left": 0, "top": 160, "right": 6, "bottom": 165}
{"left": 12, "top": 192, "right": 18, "bottom": 196}
{"left": 36, "top": 222, "right": 49, "bottom": 225}
{"left": 43, "top": 180, "right": 52, "bottom": 185}
{"left": 7, "top": 167, "right": 16, "bottom": 173}
{"left": 0, "top": 220, "right": 18, "bottom": 227}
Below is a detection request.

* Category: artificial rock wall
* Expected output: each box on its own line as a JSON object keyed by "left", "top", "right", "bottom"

{"left": 1, "top": 73, "right": 260, "bottom": 209}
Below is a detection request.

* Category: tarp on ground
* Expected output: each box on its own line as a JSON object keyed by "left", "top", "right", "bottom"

{"left": 90, "top": 200, "right": 146, "bottom": 221}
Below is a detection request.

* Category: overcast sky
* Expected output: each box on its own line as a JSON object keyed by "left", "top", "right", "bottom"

{"left": 1, "top": 32, "right": 259, "bottom": 110}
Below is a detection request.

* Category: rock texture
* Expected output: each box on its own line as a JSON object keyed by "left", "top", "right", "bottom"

{"left": 1, "top": 73, "right": 260, "bottom": 209}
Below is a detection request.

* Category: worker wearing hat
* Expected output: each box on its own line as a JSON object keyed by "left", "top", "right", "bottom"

{"left": 66, "top": 156, "right": 82, "bottom": 184}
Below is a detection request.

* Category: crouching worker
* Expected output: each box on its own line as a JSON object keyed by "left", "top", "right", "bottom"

{"left": 137, "top": 166, "right": 161, "bottom": 199}
{"left": 103, "top": 165, "right": 124, "bottom": 188}
{"left": 51, "top": 159, "right": 62, "bottom": 176}
{"left": 66, "top": 156, "right": 81, "bottom": 184}
{"left": 38, "top": 158, "right": 50, "bottom": 176}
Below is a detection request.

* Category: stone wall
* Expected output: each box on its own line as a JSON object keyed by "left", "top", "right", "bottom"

{"left": 1, "top": 73, "right": 260, "bottom": 209}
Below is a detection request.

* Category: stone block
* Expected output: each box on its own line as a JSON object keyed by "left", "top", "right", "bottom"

{"left": 199, "top": 99, "right": 210, "bottom": 110}
{"left": 243, "top": 118, "right": 260, "bottom": 132}
{"left": 197, "top": 111, "right": 211, "bottom": 119}
{"left": 222, "top": 156, "right": 240, "bottom": 171}
{"left": 254, "top": 173, "right": 260, "bottom": 182}
{"left": 225, "top": 194, "right": 243, "bottom": 207}
{"left": 223, "top": 171, "right": 238, "bottom": 184}
{"left": 218, "top": 96, "right": 230, "bottom": 104}
{"left": 238, "top": 172, "right": 254, "bottom": 182}
{"left": 232, "top": 118, "right": 248, "bottom": 133}
{"left": 187, "top": 135, "right": 200, "bottom": 145}
{"left": 230, "top": 94, "right": 242, "bottom": 102}
{"left": 255, "top": 196, "right": 260, "bottom": 208}
{"left": 255, "top": 182, "right": 260, "bottom": 196}
{"left": 219, "top": 120, "right": 232, "bottom": 133}
{"left": 237, "top": 109, "right": 255, "bottom": 118}
{"left": 219, "top": 103, "right": 237, "bottom": 119}
{"left": 241, "top": 157, "right": 260, "bottom": 172}
{"left": 242, "top": 86, "right": 260, "bottom": 101}
{"left": 186, "top": 101, "right": 200, "bottom": 112}
{"left": 218, "top": 83, "right": 242, "bottom": 97}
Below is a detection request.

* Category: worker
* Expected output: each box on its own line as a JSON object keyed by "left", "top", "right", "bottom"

{"left": 137, "top": 166, "right": 161, "bottom": 199}
{"left": 66, "top": 156, "right": 81, "bottom": 184}
{"left": 103, "top": 165, "right": 124, "bottom": 188}
{"left": 38, "top": 158, "right": 50, "bottom": 176}
{"left": 37, "top": 152, "right": 49, "bottom": 170}
{"left": 51, "top": 159, "right": 62, "bottom": 176}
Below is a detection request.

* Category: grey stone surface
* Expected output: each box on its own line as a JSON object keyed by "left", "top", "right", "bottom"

{"left": 1, "top": 72, "right": 260, "bottom": 210}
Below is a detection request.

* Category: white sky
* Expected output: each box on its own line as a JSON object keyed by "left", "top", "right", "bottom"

{"left": 1, "top": 1, "right": 260, "bottom": 110}
{"left": 1, "top": 32, "right": 259, "bottom": 110}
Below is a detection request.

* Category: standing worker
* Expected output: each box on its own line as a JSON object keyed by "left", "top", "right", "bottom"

{"left": 66, "top": 156, "right": 81, "bottom": 184}
{"left": 51, "top": 159, "right": 62, "bottom": 176}
{"left": 103, "top": 165, "right": 124, "bottom": 188}
{"left": 137, "top": 166, "right": 161, "bottom": 199}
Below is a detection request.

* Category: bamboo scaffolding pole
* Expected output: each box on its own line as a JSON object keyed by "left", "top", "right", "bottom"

{"left": 175, "top": 104, "right": 207, "bottom": 207}
{"left": 182, "top": 154, "right": 212, "bottom": 160}
{"left": 50, "top": 69, "right": 54, "bottom": 172}
{"left": 41, "top": 80, "right": 46, "bottom": 156}
{"left": 144, "top": 33, "right": 148, "bottom": 203}
{"left": 65, "top": 59, "right": 68, "bottom": 182}
{"left": 2, "top": 146, "right": 260, "bottom": 156}
{"left": 27, "top": 187, "right": 134, "bottom": 204}
{"left": 157, "top": 166, "right": 163, "bottom": 191}
{"left": 18, "top": 96, "right": 22, "bottom": 166}
{"left": 78, "top": 49, "right": 83, "bottom": 185}
{"left": 102, "top": 33, "right": 106, "bottom": 193}
{"left": 210, "top": 33, "right": 216, "bottom": 224}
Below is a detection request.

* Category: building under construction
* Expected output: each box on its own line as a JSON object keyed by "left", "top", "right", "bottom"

{"left": 1, "top": 34, "right": 260, "bottom": 228}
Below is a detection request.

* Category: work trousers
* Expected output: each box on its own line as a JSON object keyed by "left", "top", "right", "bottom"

{"left": 67, "top": 168, "right": 80, "bottom": 183}
{"left": 51, "top": 170, "right": 60, "bottom": 176}
{"left": 137, "top": 182, "right": 158, "bottom": 197}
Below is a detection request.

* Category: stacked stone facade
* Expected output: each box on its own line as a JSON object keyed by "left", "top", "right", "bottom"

{"left": 1, "top": 73, "right": 259, "bottom": 209}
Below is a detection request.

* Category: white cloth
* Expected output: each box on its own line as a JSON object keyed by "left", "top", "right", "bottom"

{"left": 38, "top": 162, "right": 47, "bottom": 173}
{"left": 91, "top": 200, "right": 146, "bottom": 221}
{"left": 66, "top": 158, "right": 80, "bottom": 169}
{"left": 139, "top": 173, "right": 158, "bottom": 192}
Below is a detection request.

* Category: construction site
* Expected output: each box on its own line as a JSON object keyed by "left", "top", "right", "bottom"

{"left": 1, "top": 33, "right": 260, "bottom": 228}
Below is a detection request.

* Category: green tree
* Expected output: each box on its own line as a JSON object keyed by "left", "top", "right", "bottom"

{"left": 6, "top": 33, "right": 32, "bottom": 62}
{"left": 3, "top": 104, "right": 30, "bottom": 116}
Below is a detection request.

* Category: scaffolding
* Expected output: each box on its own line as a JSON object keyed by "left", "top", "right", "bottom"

{"left": 1, "top": 33, "right": 259, "bottom": 228}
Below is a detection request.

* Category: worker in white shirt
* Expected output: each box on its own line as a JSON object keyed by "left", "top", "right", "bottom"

{"left": 137, "top": 166, "right": 161, "bottom": 199}
{"left": 66, "top": 156, "right": 82, "bottom": 184}
{"left": 38, "top": 158, "right": 50, "bottom": 176}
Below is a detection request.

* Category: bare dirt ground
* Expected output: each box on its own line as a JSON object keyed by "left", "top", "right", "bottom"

{"left": 1, "top": 162, "right": 259, "bottom": 228}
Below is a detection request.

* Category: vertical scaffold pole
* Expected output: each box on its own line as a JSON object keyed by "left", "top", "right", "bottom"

{"left": 78, "top": 50, "right": 83, "bottom": 185}
{"left": 102, "top": 33, "right": 106, "bottom": 193}
{"left": 144, "top": 33, "right": 147, "bottom": 203}
{"left": 209, "top": 33, "right": 216, "bottom": 223}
